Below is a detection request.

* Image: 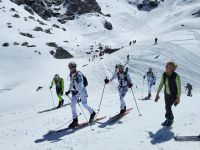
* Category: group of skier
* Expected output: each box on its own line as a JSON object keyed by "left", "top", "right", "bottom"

{"left": 49, "top": 57, "right": 192, "bottom": 128}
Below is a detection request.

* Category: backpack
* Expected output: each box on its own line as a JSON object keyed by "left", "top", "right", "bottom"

{"left": 73, "top": 72, "right": 88, "bottom": 87}
{"left": 82, "top": 74, "right": 88, "bottom": 87}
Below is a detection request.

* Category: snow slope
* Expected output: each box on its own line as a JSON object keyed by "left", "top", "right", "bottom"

{"left": 0, "top": 0, "right": 200, "bottom": 149}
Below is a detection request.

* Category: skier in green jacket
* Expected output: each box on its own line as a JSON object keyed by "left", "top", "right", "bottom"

{"left": 50, "top": 74, "right": 65, "bottom": 108}
{"left": 155, "top": 62, "right": 181, "bottom": 127}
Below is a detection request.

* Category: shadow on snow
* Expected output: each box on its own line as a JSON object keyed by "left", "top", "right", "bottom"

{"left": 148, "top": 127, "right": 174, "bottom": 145}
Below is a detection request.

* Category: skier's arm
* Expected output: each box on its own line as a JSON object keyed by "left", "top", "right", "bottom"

{"left": 157, "top": 75, "right": 164, "bottom": 94}
{"left": 61, "top": 79, "right": 64, "bottom": 93}
{"left": 127, "top": 73, "right": 132, "bottom": 83}
{"left": 77, "top": 73, "right": 85, "bottom": 91}
{"left": 50, "top": 79, "right": 55, "bottom": 88}
{"left": 176, "top": 75, "right": 181, "bottom": 98}
{"left": 68, "top": 77, "right": 73, "bottom": 91}
{"left": 110, "top": 72, "right": 118, "bottom": 82}
{"left": 153, "top": 73, "right": 156, "bottom": 84}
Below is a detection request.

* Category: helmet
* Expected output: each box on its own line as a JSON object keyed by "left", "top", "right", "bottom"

{"left": 54, "top": 74, "right": 60, "bottom": 80}
{"left": 117, "top": 64, "right": 124, "bottom": 69}
{"left": 68, "top": 62, "right": 77, "bottom": 68}
{"left": 149, "top": 67, "right": 153, "bottom": 72}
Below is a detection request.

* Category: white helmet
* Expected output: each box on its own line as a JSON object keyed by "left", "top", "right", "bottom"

{"left": 68, "top": 62, "right": 77, "bottom": 68}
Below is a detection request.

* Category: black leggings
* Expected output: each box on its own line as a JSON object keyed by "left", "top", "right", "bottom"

{"left": 165, "top": 94, "right": 175, "bottom": 120}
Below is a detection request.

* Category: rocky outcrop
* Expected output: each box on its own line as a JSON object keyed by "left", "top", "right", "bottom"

{"left": 58, "top": 0, "right": 102, "bottom": 22}
{"left": 129, "top": 0, "right": 162, "bottom": 12}
{"left": 11, "top": 0, "right": 63, "bottom": 19}
{"left": 104, "top": 20, "right": 113, "bottom": 30}
{"left": 11, "top": 0, "right": 102, "bottom": 21}
{"left": 50, "top": 47, "right": 73, "bottom": 59}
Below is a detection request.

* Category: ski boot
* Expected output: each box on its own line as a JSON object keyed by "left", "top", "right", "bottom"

{"left": 61, "top": 99, "right": 64, "bottom": 106}
{"left": 89, "top": 111, "right": 96, "bottom": 123}
{"left": 166, "top": 120, "right": 174, "bottom": 127}
{"left": 161, "top": 119, "right": 173, "bottom": 127}
{"left": 56, "top": 101, "right": 62, "bottom": 109}
{"left": 68, "top": 118, "right": 78, "bottom": 128}
{"left": 119, "top": 106, "right": 126, "bottom": 115}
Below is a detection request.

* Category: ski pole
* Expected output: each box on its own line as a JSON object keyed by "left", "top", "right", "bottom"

{"left": 142, "top": 79, "right": 145, "bottom": 98}
{"left": 97, "top": 82, "right": 106, "bottom": 112}
{"left": 67, "top": 95, "right": 94, "bottom": 131}
{"left": 50, "top": 89, "right": 55, "bottom": 107}
{"left": 130, "top": 88, "right": 142, "bottom": 116}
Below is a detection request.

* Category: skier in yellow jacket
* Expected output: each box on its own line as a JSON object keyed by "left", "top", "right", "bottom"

{"left": 155, "top": 62, "right": 181, "bottom": 127}
{"left": 50, "top": 74, "right": 65, "bottom": 108}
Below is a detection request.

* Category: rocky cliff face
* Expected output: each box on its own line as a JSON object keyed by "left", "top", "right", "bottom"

{"left": 10, "top": 0, "right": 102, "bottom": 20}
{"left": 129, "top": 0, "right": 163, "bottom": 12}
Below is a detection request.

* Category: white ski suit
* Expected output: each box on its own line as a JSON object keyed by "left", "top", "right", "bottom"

{"left": 144, "top": 71, "right": 156, "bottom": 95}
{"left": 68, "top": 71, "right": 93, "bottom": 119}
{"left": 111, "top": 71, "right": 132, "bottom": 110}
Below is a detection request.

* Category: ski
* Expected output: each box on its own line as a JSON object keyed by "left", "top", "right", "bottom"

{"left": 174, "top": 135, "right": 200, "bottom": 142}
{"left": 138, "top": 97, "right": 151, "bottom": 101}
{"left": 108, "top": 108, "right": 133, "bottom": 123}
{"left": 38, "top": 103, "right": 71, "bottom": 114}
{"left": 48, "top": 116, "right": 106, "bottom": 134}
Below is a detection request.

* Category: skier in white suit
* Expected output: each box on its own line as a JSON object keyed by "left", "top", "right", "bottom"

{"left": 143, "top": 67, "right": 156, "bottom": 100}
{"left": 65, "top": 62, "right": 96, "bottom": 128}
{"left": 104, "top": 64, "right": 133, "bottom": 114}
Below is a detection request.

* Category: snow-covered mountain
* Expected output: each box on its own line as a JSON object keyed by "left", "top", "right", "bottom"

{"left": 0, "top": 0, "right": 200, "bottom": 149}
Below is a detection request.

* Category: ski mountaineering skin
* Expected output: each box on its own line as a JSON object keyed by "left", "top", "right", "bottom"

{"left": 47, "top": 55, "right": 185, "bottom": 136}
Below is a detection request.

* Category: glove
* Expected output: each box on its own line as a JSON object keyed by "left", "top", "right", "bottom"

{"left": 65, "top": 90, "right": 70, "bottom": 96}
{"left": 128, "top": 83, "right": 133, "bottom": 88}
{"left": 49, "top": 86, "right": 52, "bottom": 89}
{"left": 143, "top": 76, "right": 145, "bottom": 79}
{"left": 153, "top": 82, "right": 155, "bottom": 85}
{"left": 71, "top": 90, "right": 78, "bottom": 96}
{"left": 104, "top": 78, "right": 109, "bottom": 84}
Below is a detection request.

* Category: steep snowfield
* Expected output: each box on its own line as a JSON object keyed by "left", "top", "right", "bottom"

{"left": 0, "top": 0, "right": 200, "bottom": 149}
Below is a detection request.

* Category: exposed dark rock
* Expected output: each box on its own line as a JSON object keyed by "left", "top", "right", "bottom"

{"left": 19, "top": 32, "right": 34, "bottom": 38}
{"left": 28, "top": 16, "right": 35, "bottom": 20}
{"left": 2, "top": 43, "right": 9, "bottom": 47}
{"left": 24, "top": 5, "right": 34, "bottom": 15}
{"left": 27, "top": 45, "right": 36, "bottom": 47}
{"left": 105, "top": 14, "right": 111, "bottom": 17}
{"left": 13, "top": 14, "right": 20, "bottom": 18}
{"left": 104, "top": 20, "right": 113, "bottom": 30}
{"left": 13, "top": 42, "right": 20, "bottom": 45}
{"left": 33, "top": 26, "right": 43, "bottom": 31}
{"left": 44, "top": 29, "right": 52, "bottom": 34}
{"left": 50, "top": 47, "right": 73, "bottom": 59}
{"left": 37, "top": 19, "right": 47, "bottom": 25}
{"left": 21, "top": 42, "right": 29, "bottom": 46}
{"left": 52, "top": 24, "right": 60, "bottom": 28}
{"left": 10, "top": 8, "right": 16, "bottom": 12}
{"left": 129, "top": 0, "right": 161, "bottom": 12}
{"left": 46, "top": 42, "right": 58, "bottom": 48}
{"left": 62, "top": 27, "right": 66, "bottom": 31}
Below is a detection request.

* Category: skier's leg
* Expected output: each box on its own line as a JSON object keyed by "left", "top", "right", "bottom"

{"left": 80, "top": 90, "right": 93, "bottom": 114}
{"left": 164, "top": 94, "right": 174, "bottom": 121}
{"left": 119, "top": 88, "right": 127, "bottom": 110}
{"left": 71, "top": 96, "right": 78, "bottom": 119}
